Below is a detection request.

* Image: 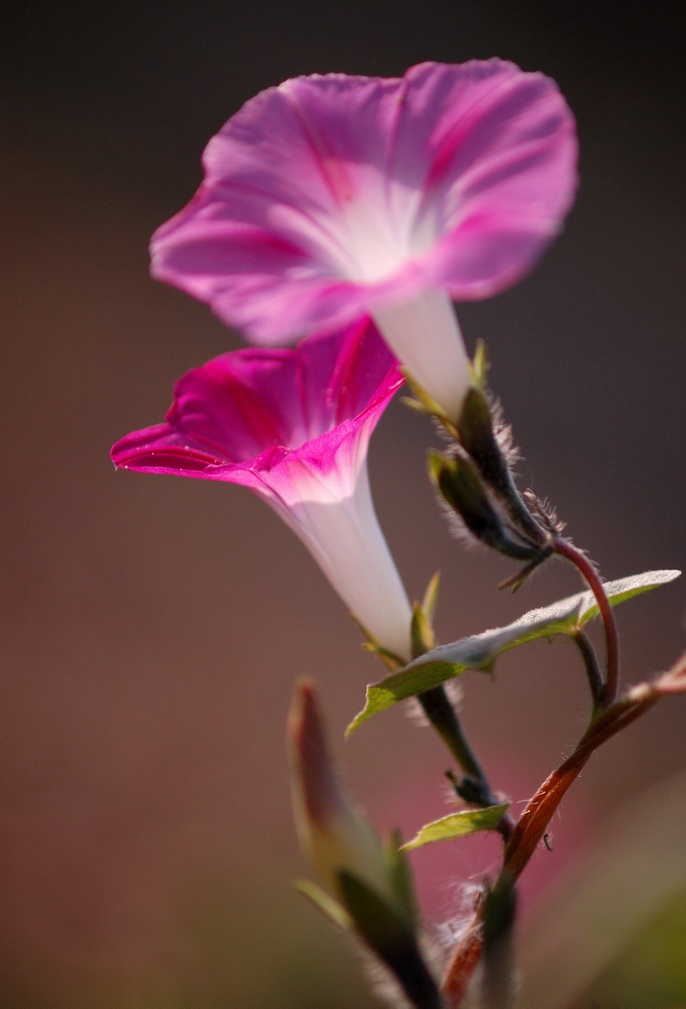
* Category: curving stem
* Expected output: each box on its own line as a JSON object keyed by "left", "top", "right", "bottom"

{"left": 552, "top": 537, "right": 620, "bottom": 705}
{"left": 441, "top": 685, "right": 658, "bottom": 1007}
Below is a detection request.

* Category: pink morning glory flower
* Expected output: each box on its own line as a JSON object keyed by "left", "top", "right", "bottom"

{"left": 151, "top": 60, "right": 577, "bottom": 421}
{"left": 111, "top": 319, "right": 413, "bottom": 660}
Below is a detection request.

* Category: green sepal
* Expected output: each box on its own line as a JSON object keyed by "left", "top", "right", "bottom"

{"left": 421, "top": 572, "right": 441, "bottom": 625}
{"left": 469, "top": 339, "right": 489, "bottom": 391}
{"left": 457, "top": 346, "right": 551, "bottom": 546}
{"left": 294, "top": 878, "right": 352, "bottom": 931}
{"left": 400, "top": 368, "right": 460, "bottom": 438}
{"left": 456, "top": 386, "right": 494, "bottom": 458}
{"left": 385, "top": 829, "right": 419, "bottom": 927}
{"left": 350, "top": 612, "right": 404, "bottom": 672}
{"left": 347, "top": 570, "right": 680, "bottom": 733}
{"left": 453, "top": 380, "right": 525, "bottom": 523}
{"left": 499, "top": 552, "right": 552, "bottom": 593}
{"left": 337, "top": 872, "right": 444, "bottom": 1009}
{"left": 411, "top": 601, "right": 436, "bottom": 659}
{"left": 411, "top": 573, "right": 442, "bottom": 659}
{"left": 401, "top": 804, "right": 511, "bottom": 851}
{"left": 400, "top": 343, "right": 489, "bottom": 432}
{"left": 338, "top": 871, "right": 412, "bottom": 951}
{"left": 361, "top": 640, "right": 405, "bottom": 670}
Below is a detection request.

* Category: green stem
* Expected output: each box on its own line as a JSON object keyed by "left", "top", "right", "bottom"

{"left": 481, "top": 875, "right": 517, "bottom": 1009}
{"left": 571, "top": 629, "right": 605, "bottom": 711}
{"left": 419, "top": 687, "right": 514, "bottom": 842}
{"left": 418, "top": 687, "right": 484, "bottom": 780}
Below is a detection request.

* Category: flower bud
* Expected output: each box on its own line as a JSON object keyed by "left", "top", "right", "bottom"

{"left": 288, "top": 679, "right": 392, "bottom": 906}
{"left": 428, "top": 450, "right": 542, "bottom": 561}
{"left": 288, "top": 681, "right": 445, "bottom": 1009}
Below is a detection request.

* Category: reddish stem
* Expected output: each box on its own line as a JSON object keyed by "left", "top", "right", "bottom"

{"left": 441, "top": 926, "right": 484, "bottom": 1008}
{"left": 503, "top": 690, "right": 655, "bottom": 882}
{"left": 503, "top": 753, "right": 590, "bottom": 881}
{"left": 441, "top": 688, "right": 658, "bottom": 1006}
{"left": 552, "top": 537, "right": 620, "bottom": 705}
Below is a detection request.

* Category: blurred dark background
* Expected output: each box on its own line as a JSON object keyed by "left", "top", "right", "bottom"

{"left": 2, "top": 3, "right": 685, "bottom": 1007}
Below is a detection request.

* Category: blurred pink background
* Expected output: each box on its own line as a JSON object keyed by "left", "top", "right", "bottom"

{"left": 2, "top": 4, "right": 685, "bottom": 1007}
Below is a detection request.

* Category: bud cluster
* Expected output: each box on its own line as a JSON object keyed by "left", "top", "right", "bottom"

{"left": 424, "top": 347, "right": 558, "bottom": 590}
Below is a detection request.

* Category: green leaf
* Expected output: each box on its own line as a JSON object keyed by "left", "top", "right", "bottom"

{"left": 347, "top": 569, "right": 680, "bottom": 733}
{"left": 576, "top": 569, "right": 680, "bottom": 624}
{"left": 401, "top": 804, "right": 511, "bottom": 851}
{"left": 348, "top": 603, "right": 580, "bottom": 733}
{"left": 294, "top": 878, "right": 352, "bottom": 931}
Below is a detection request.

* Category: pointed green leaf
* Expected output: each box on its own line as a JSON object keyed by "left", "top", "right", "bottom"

{"left": 294, "top": 878, "right": 352, "bottom": 931}
{"left": 348, "top": 603, "right": 580, "bottom": 733}
{"left": 401, "top": 804, "right": 511, "bottom": 851}
{"left": 577, "top": 569, "right": 681, "bottom": 624}
{"left": 347, "top": 570, "right": 680, "bottom": 733}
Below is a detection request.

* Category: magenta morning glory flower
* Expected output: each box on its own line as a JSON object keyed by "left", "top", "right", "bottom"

{"left": 111, "top": 319, "right": 413, "bottom": 660}
{"left": 151, "top": 60, "right": 577, "bottom": 421}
